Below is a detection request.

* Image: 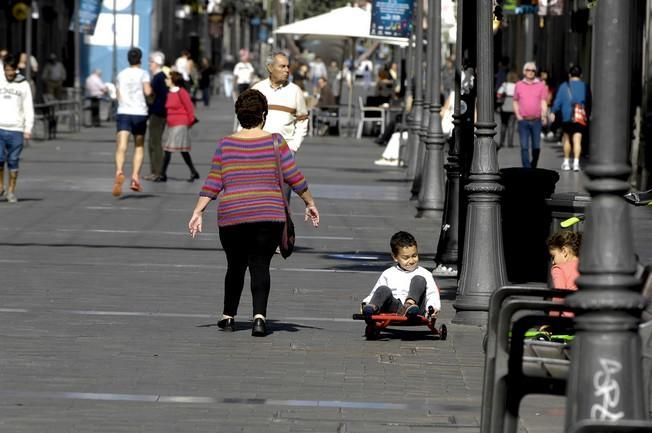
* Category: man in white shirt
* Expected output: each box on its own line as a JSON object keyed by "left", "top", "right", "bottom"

{"left": 232, "top": 49, "right": 255, "bottom": 98}
{"left": 0, "top": 54, "right": 34, "bottom": 203}
{"left": 85, "top": 69, "right": 107, "bottom": 127}
{"left": 113, "top": 47, "right": 152, "bottom": 196}
{"left": 252, "top": 51, "right": 308, "bottom": 153}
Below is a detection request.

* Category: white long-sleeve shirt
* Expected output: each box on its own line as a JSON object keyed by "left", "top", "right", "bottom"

{"left": 251, "top": 78, "right": 308, "bottom": 152}
{"left": 0, "top": 74, "right": 34, "bottom": 134}
{"left": 363, "top": 265, "right": 441, "bottom": 312}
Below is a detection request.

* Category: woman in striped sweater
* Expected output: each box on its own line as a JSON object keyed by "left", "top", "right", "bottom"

{"left": 187, "top": 89, "right": 320, "bottom": 337}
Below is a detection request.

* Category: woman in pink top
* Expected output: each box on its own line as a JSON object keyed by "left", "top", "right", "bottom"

{"left": 547, "top": 231, "right": 582, "bottom": 317}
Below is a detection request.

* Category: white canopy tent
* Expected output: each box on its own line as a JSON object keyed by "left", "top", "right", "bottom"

{"left": 274, "top": 6, "right": 409, "bottom": 132}
{"left": 274, "top": 5, "right": 410, "bottom": 47}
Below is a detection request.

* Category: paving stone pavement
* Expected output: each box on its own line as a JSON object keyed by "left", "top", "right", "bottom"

{"left": 0, "top": 99, "right": 649, "bottom": 433}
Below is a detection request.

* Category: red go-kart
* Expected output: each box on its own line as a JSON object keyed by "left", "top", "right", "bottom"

{"left": 352, "top": 306, "right": 447, "bottom": 340}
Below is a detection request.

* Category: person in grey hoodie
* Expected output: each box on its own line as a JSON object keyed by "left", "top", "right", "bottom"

{"left": 0, "top": 54, "right": 34, "bottom": 203}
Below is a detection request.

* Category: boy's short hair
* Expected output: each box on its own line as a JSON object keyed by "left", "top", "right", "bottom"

{"left": 3, "top": 53, "right": 19, "bottom": 69}
{"left": 547, "top": 230, "right": 582, "bottom": 257}
{"left": 390, "top": 231, "right": 417, "bottom": 256}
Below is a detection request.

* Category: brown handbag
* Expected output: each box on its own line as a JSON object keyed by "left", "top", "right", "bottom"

{"left": 272, "top": 135, "right": 295, "bottom": 259}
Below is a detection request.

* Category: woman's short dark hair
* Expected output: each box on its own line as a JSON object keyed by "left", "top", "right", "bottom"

{"left": 390, "top": 231, "right": 417, "bottom": 256}
{"left": 128, "top": 48, "right": 142, "bottom": 66}
{"left": 235, "top": 89, "right": 268, "bottom": 129}
{"left": 169, "top": 71, "right": 184, "bottom": 87}
{"left": 569, "top": 65, "right": 582, "bottom": 78}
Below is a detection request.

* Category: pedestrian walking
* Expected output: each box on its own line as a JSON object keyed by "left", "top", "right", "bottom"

{"left": 513, "top": 62, "right": 549, "bottom": 168}
{"left": 496, "top": 71, "right": 518, "bottom": 149}
{"left": 308, "top": 56, "right": 327, "bottom": 93}
{"left": 160, "top": 71, "right": 199, "bottom": 183}
{"left": 84, "top": 69, "right": 108, "bottom": 127}
{"left": 112, "top": 47, "right": 152, "bottom": 196}
{"left": 221, "top": 54, "right": 235, "bottom": 99}
{"left": 252, "top": 51, "right": 309, "bottom": 210}
{"left": 0, "top": 54, "right": 34, "bottom": 204}
{"left": 232, "top": 49, "right": 255, "bottom": 98}
{"left": 174, "top": 49, "right": 195, "bottom": 93}
{"left": 198, "top": 57, "right": 215, "bottom": 107}
{"left": 41, "top": 53, "right": 67, "bottom": 99}
{"left": 327, "top": 60, "right": 341, "bottom": 97}
{"left": 187, "top": 89, "right": 320, "bottom": 337}
{"left": 145, "top": 51, "right": 168, "bottom": 182}
{"left": 252, "top": 51, "right": 309, "bottom": 154}
{"left": 551, "top": 65, "right": 590, "bottom": 172}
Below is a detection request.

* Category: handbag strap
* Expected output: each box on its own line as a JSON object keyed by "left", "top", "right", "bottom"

{"left": 272, "top": 134, "right": 290, "bottom": 211}
{"left": 566, "top": 81, "right": 574, "bottom": 105}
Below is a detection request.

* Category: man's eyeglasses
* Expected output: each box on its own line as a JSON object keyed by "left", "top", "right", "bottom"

{"left": 525, "top": 69, "right": 536, "bottom": 72}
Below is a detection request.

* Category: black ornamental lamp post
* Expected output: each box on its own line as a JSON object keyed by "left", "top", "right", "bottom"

{"left": 412, "top": 0, "right": 432, "bottom": 200}
{"left": 434, "top": 0, "right": 471, "bottom": 272}
{"left": 453, "top": 0, "right": 507, "bottom": 326}
{"left": 416, "top": 0, "right": 446, "bottom": 217}
{"left": 564, "top": 0, "right": 648, "bottom": 428}
{"left": 406, "top": 0, "right": 424, "bottom": 182}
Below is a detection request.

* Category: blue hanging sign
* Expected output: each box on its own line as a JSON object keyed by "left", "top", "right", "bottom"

{"left": 79, "top": 0, "right": 103, "bottom": 34}
{"left": 370, "top": 0, "right": 414, "bottom": 39}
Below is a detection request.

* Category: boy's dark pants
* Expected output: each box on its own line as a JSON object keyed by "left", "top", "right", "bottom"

{"left": 368, "top": 275, "right": 427, "bottom": 314}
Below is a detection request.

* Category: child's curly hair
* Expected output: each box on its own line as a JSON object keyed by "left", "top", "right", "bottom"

{"left": 547, "top": 231, "right": 582, "bottom": 256}
{"left": 235, "top": 89, "right": 268, "bottom": 129}
{"left": 390, "top": 231, "right": 417, "bottom": 256}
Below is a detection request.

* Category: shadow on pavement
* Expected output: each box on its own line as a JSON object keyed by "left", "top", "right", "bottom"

{"left": 357, "top": 327, "right": 445, "bottom": 341}
{"left": 196, "top": 320, "right": 323, "bottom": 334}
{"left": 118, "top": 194, "right": 159, "bottom": 200}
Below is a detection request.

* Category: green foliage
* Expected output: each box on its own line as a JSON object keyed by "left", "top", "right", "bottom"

{"left": 220, "top": 0, "right": 265, "bottom": 17}
{"left": 294, "top": 0, "right": 352, "bottom": 20}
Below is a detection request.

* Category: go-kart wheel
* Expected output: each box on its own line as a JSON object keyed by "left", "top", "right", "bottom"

{"left": 439, "top": 324, "right": 447, "bottom": 341}
{"left": 365, "top": 324, "right": 380, "bottom": 340}
{"left": 534, "top": 332, "right": 550, "bottom": 342}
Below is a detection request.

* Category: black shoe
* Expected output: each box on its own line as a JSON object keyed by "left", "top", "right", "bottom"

{"left": 187, "top": 172, "right": 200, "bottom": 182}
{"left": 154, "top": 175, "right": 167, "bottom": 183}
{"left": 217, "top": 318, "right": 234, "bottom": 332}
{"left": 252, "top": 318, "right": 267, "bottom": 337}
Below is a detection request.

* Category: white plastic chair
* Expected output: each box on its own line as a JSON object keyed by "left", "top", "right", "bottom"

{"left": 356, "top": 96, "right": 385, "bottom": 139}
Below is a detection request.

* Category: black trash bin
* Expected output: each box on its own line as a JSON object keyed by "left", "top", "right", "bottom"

{"left": 501, "top": 167, "right": 560, "bottom": 284}
{"left": 545, "top": 191, "right": 591, "bottom": 234}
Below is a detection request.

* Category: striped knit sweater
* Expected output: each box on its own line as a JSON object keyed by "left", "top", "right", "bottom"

{"left": 200, "top": 133, "right": 308, "bottom": 227}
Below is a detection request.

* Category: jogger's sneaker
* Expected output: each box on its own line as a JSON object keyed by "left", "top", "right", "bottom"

{"left": 112, "top": 173, "right": 125, "bottom": 196}
{"left": 572, "top": 160, "right": 580, "bottom": 172}
{"left": 6, "top": 191, "right": 17, "bottom": 203}
{"left": 561, "top": 160, "right": 571, "bottom": 171}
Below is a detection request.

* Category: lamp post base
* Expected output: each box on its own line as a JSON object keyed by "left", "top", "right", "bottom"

{"left": 451, "top": 308, "right": 488, "bottom": 327}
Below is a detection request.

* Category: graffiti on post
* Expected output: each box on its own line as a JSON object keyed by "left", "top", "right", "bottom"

{"left": 590, "top": 358, "right": 625, "bottom": 421}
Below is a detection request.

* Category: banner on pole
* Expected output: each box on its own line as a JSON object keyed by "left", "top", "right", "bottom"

{"left": 370, "top": 0, "right": 415, "bottom": 39}
{"left": 79, "top": 0, "right": 103, "bottom": 34}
